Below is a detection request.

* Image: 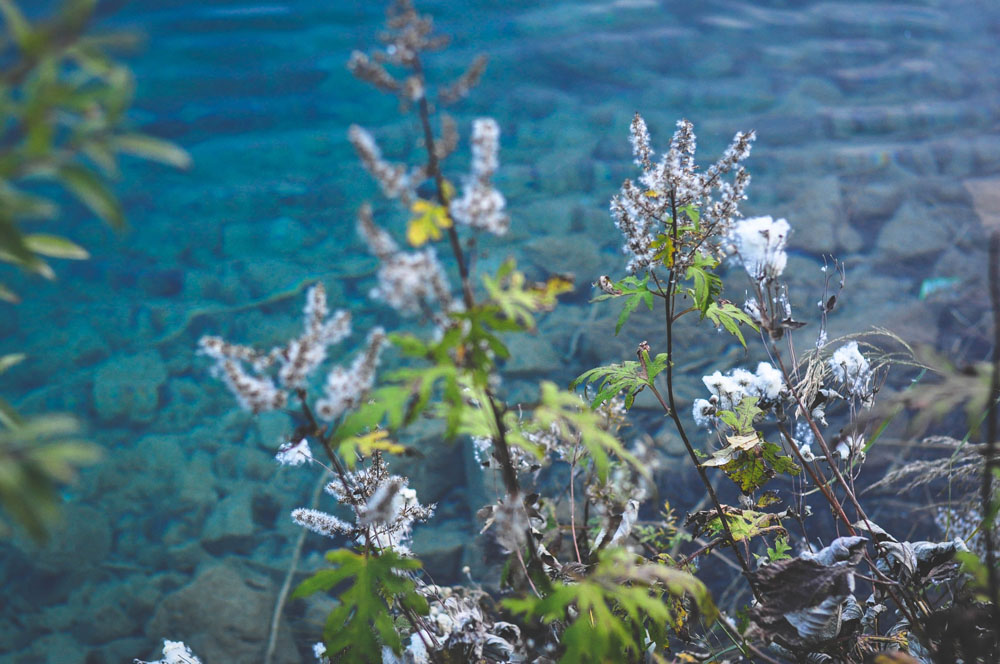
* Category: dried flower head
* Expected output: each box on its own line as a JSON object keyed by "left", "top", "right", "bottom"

{"left": 612, "top": 115, "right": 754, "bottom": 273}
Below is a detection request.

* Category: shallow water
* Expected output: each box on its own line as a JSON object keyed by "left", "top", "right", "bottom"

{"left": 2, "top": 1, "right": 999, "bottom": 661}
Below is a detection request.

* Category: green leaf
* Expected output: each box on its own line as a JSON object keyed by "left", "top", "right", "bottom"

{"left": 23, "top": 234, "right": 89, "bottom": 260}
{"left": 612, "top": 275, "right": 654, "bottom": 335}
{"left": 481, "top": 258, "right": 570, "bottom": 332}
{"left": 294, "top": 548, "right": 426, "bottom": 663}
{"left": 0, "top": 0, "right": 33, "bottom": 49}
{"left": 112, "top": 133, "right": 192, "bottom": 169}
{"left": 0, "top": 282, "right": 19, "bottom": 304}
{"left": 533, "top": 382, "right": 644, "bottom": 482}
{"left": 705, "top": 301, "right": 757, "bottom": 348}
{"left": 505, "top": 549, "right": 715, "bottom": 663}
{"left": 685, "top": 253, "right": 722, "bottom": 317}
{"left": 0, "top": 395, "right": 24, "bottom": 429}
{"left": 59, "top": 165, "right": 125, "bottom": 229}
{"left": 572, "top": 352, "right": 668, "bottom": 411}
{"left": 767, "top": 536, "right": 792, "bottom": 562}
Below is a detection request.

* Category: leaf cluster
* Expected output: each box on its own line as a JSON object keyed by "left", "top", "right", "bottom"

{"left": 0, "top": 411, "right": 101, "bottom": 540}
{"left": 292, "top": 548, "right": 428, "bottom": 663}
{"left": 505, "top": 548, "right": 717, "bottom": 664}
{"left": 0, "top": 0, "right": 189, "bottom": 303}
{"left": 572, "top": 349, "right": 668, "bottom": 410}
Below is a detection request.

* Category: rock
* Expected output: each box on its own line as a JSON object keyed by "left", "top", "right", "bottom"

{"left": 392, "top": 417, "right": 465, "bottom": 506}
{"left": 411, "top": 519, "right": 468, "bottom": 584}
{"left": 19, "top": 503, "right": 112, "bottom": 574}
{"left": 161, "top": 377, "right": 208, "bottom": 433}
{"left": 6, "top": 632, "right": 87, "bottom": 664}
{"left": 202, "top": 489, "right": 256, "bottom": 555}
{"left": 652, "top": 422, "right": 689, "bottom": 458}
{"left": 844, "top": 180, "right": 903, "bottom": 231}
{"left": 521, "top": 234, "right": 607, "bottom": 288}
{"left": 500, "top": 334, "right": 561, "bottom": 378}
{"left": 70, "top": 582, "right": 145, "bottom": 645}
{"left": 777, "top": 176, "right": 860, "bottom": 255}
{"left": 93, "top": 350, "right": 168, "bottom": 423}
{"left": 147, "top": 564, "right": 301, "bottom": 664}
{"left": 876, "top": 200, "right": 953, "bottom": 260}
{"left": 266, "top": 216, "right": 311, "bottom": 256}
{"left": 254, "top": 410, "right": 294, "bottom": 451}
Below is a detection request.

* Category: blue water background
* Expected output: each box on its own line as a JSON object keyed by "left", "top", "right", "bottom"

{"left": 2, "top": 1, "right": 1000, "bottom": 661}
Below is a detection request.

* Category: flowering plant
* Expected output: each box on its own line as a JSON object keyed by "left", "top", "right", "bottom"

{"left": 193, "top": 2, "right": 998, "bottom": 662}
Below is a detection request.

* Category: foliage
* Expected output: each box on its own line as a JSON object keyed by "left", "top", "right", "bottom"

{"left": 0, "top": 0, "right": 190, "bottom": 303}
{"left": 186, "top": 1, "right": 999, "bottom": 662}
{"left": 571, "top": 348, "right": 669, "bottom": 410}
{"left": 505, "top": 548, "right": 717, "bottom": 664}
{"left": 293, "top": 548, "right": 428, "bottom": 662}
{"left": 0, "top": 413, "right": 100, "bottom": 540}
{"left": 0, "top": 0, "right": 186, "bottom": 541}
{"left": 591, "top": 274, "right": 654, "bottom": 335}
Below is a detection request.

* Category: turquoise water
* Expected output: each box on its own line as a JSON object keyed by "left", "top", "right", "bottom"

{"left": 2, "top": 1, "right": 1000, "bottom": 661}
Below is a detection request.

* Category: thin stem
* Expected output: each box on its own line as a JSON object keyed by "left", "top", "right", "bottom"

{"left": 569, "top": 436, "right": 584, "bottom": 565}
{"left": 983, "top": 232, "right": 1000, "bottom": 621}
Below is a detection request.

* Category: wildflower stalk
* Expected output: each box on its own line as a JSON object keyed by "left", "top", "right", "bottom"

{"left": 412, "top": 56, "right": 475, "bottom": 308}
{"left": 650, "top": 190, "right": 760, "bottom": 599}
{"left": 410, "top": 50, "right": 538, "bottom": 575}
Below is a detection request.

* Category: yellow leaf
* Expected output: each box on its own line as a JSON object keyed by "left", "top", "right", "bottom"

{"left": 340, "top": 430, "right": 408, "bottom": 466}
{"left": 407, "top": 199, "right": 452, "bottom": 247}
{"left": 644, "top": 189, "right": 660, "bottom": 198}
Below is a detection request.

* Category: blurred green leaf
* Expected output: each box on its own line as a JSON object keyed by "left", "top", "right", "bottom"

{"left": 0, "top": 353, "right": 26, "bottom": 375}
{"left": 23, "top": 233, "right": 89, "bottom": 259}
{"left": 58, "top": 164, "right": 125, "bottom": 228}
{"left": 0, "top": 0, "right": 34, "bottom": 50}
{"left": 0, "top": 282, "right": 19, "bottom": 303}
{"left": 112, "top": 133, "right": 192, "bottom": 170}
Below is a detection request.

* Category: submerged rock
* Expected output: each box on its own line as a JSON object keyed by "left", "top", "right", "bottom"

{"left": 147, "top": 563, "right": 301, "bottom": 664}
{"left": 93, "top": 351, "right": 168, "bottom": 423}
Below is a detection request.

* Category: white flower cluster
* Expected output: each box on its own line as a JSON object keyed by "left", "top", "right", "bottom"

{"left": 692, "top": 362, "right": 785, "bottom": 428}
{"left": 199, "top": 283, "right": 384, "bottom": 420}
{"left": 357, "top": 207, "right": 455, "bottom": 317}
{"left": 278, "top": 285, "right": 352, "bottom": 389}
{"left": 450, "top": 117, "right": 509, "bottom": 236}
{"left": 291, "top": 507, "right": 353, "bottom": 538}
{"left": 349, "top": 124, "right": 424, "bottom": 204}
{"left": 612, "top": 114, "right": 754, "bottom": 273}
{"left": 133, "top": 640, "right": 202, "bottom": 664}
{"left": 729, "top": 215, "right": 791, "bottom": 282}
{"left": 315, "top": 328, "right": 386, "bottom": 421}
{"left": 275, "top": 438, "right": 313, "bottom": 466}
{"left": 828, "top": 341, "right": 872, "bottom": 398}
{"left": 293, "top": 457, "right": 434, "bottom": 555}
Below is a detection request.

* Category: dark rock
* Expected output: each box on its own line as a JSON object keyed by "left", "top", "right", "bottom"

{"left": 147, "top": 564, "right": 301, "bottom": 664}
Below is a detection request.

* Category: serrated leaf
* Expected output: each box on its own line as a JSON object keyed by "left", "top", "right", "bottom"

{"left": 504, "top": 548, "right": 715, "bottom": 664}
{"left": 337, "top": 429, "right": 408, "bottom": 461}
{"left": 407, "top": 198, "right": 452, "bottom": 247}
{"left": 23, "top": 234, "right": 89, "bottom": 260}
{"left": 534, "top": 382, "right": 644, "bottom": 482}
{"left": 295, "top": 548, "right": 426, "bottom": 663}
{"left": 0, "top": 0, "right": 33, "bottom": 49}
